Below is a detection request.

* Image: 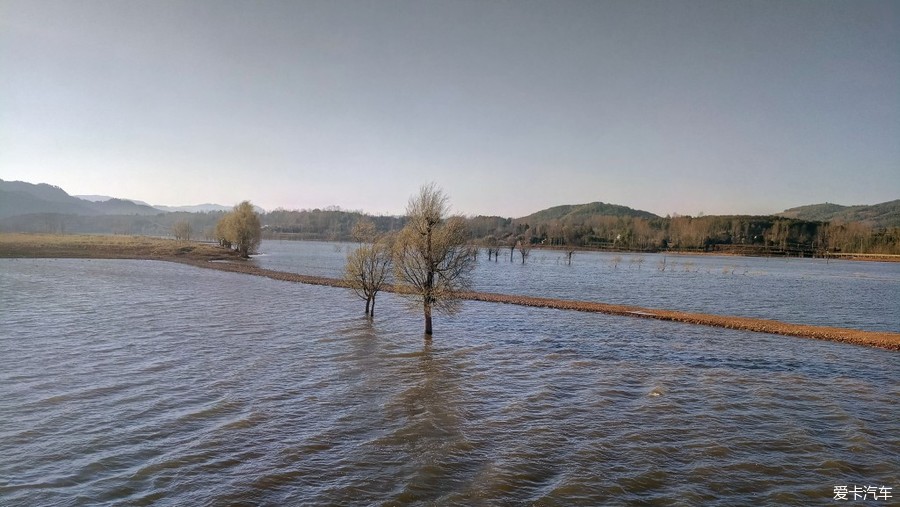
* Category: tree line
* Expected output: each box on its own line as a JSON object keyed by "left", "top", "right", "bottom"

{"left": 5, "top": 196, "right": 896, "bottom": 256}
{"left": 264, "top": 208, "right": 900, "bottom": 256}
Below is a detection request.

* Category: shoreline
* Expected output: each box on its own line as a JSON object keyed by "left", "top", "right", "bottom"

{"left": 3, "top": 233, "right": 898, "bottom": 351}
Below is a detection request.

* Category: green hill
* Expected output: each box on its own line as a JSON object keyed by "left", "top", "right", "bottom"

{"left": 778, "top": 200, "right": 900, "bottom": 228}
{"left": 517, "top": 201, "right": 659, "bottom": 223}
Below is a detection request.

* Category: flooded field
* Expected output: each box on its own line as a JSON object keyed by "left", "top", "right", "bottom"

{"left": 1, "top": 258, "right": 897, "bottom": 505}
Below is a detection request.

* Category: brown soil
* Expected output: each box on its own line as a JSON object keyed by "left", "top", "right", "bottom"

{"left": 3, "top": 233, "right": 898, "bottom": 351}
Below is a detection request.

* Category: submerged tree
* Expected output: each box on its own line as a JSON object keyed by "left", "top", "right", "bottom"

{"left": 393, "top": 184, "right": 475, "bottom": 336}
{"left": 483, "top": 235, "right": 501, "bottom": 262}
{"left": 344, "top": 219, "right": 392, "bottom": 317}
{"left": 517, "top": 237, "right": 532, "bottom": 264}
{"left": 215, "top": 201, "right": 262, "bottom": 258}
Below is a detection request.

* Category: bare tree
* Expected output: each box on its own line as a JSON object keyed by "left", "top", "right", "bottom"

{"left": 657, "top": 256, "right": 667, "bottom": 271}
{"left": 172, "top": 220, "right": 193, "bottom": 241}
{"left": 482, "top": 235, "right": 503, "bottom": 262}
{"left": 630, "top": 255, "right": 645, "bottom": 270}
{"left": 610, "top": 255, "right": 622, "bottom": 269}
{"left": 483, "top": 235, "right": 499, "bottom": 261}
{"left": 393, "top": 184, "right": 475, "bottom": 336}
{"left": 351, "top": 218, "right": 377, "bottom": 243}
{"left": 517, "top": 237, "right": 532, "bottom": 264}
{"left": 344, "top": 235, "right": 393, "bottom": 317}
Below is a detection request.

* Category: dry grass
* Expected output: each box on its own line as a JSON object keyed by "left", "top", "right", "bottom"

{"left": 0, "top": 233, "right": 238, "bottom": 262}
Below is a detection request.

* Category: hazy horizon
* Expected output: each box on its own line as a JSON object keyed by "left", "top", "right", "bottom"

{"left": 2, "top": 0, "right": 898, "bottom": 217}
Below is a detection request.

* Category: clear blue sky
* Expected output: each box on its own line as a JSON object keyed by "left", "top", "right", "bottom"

{"left": 1, "top": 0, "right": 898, "bottom": 217}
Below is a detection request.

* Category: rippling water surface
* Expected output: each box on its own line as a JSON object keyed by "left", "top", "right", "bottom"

{"left": 1, "top": 258, "right": 897, "bottom": 506}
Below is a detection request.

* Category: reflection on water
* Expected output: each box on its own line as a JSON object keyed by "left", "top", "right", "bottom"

{"left": 0, "top": 259, "right": 897, "bottom": 505}
{"left": 255, "top": 240, "right": 900, "bottom": 332}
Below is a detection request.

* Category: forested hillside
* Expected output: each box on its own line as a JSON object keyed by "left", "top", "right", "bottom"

{"left": 778, "top": 200, "right": 900, "bottom": 228}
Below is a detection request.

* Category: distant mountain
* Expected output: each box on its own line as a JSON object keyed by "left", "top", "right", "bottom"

{"left": 778, "top": 200, "right": 900, "bottom": 228}
{"left": 154, "top": 203, "right": 233, "bottom": 213}
{"left": 74, "top": 194, "right": 112, "bottom": 202}
{"left": 3, "top": 180, "right": 79, "bottom": 204}
{"left": 76, "top": 194, "right": 155, "bottom": 207}
{"left": 517, "top": 201, "right": 659, "bottom": 223}
{"left": 92, "top": 198, "right": 161, "bottom": 215}
{"left": 78, "top": 195, "right": 251, "bottom": 213}
{"left": 0, "top": 187, "right": 97, "bottom": 218}
{"left": 0, "top": 179, "right": 162, "bottom": 219}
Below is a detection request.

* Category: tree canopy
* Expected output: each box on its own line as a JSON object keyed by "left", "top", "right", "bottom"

{"left": 344, "top": 219, "right": 392, "bottom": 317}
{"left": 393, "top": 184, "right": 475, "bottom": 336}
{"left": 215, "top": 201, "right": 261, "bottom": 258}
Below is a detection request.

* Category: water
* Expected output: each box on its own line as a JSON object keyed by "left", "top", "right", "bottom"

{"left": 256, "top": 240, "right": 900, "bottom": 333}
{"left": 1, "top": 258, "right": 897, "bottom": 505}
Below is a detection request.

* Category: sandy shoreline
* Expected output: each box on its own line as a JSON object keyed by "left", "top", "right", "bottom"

{"left": 3, "top": 233, "right": 898, "bottom": 351}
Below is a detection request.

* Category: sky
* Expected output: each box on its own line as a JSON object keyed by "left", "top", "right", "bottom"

{"left": 1, "top": 0, "right": 898, "bottom": 218}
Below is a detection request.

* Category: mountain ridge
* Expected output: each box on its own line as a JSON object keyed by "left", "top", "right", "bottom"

{"left": 1, "top": 179, "right": 161, "bottom": 219}
{"left": 777, "top": 200, "right": 900, "bottom": 228}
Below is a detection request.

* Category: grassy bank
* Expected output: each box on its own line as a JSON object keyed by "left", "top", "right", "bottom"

{"left": 3, "top": 233, "right": 898, "bottom": 351}
{"left": 0, "top": 233, "right": 240, "bottom": 262}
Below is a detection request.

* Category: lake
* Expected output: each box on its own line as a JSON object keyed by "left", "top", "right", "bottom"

{"left": 0, "top": 254, "right": 897, "bottom": 505}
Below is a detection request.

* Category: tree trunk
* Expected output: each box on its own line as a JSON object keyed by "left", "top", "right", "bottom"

{"left": 424, "top": 302, "right": 433, "bottom": 336}
{"left": 370, "top": 297, "right": 375, "bottom": 317}
{"left": 365, "top": 297, "right": 371, "bottom": 316}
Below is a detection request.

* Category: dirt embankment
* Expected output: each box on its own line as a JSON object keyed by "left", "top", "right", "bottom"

{"left": 3, "top": 233, "right": 899, "bottom": 351}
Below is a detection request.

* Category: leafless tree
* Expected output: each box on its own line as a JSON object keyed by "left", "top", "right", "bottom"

{"left": 517, "top": 237, "right": 532, "bottom": 264}
{"left": 610, "top": 255, "right": 622, "bottom": 269}
{"left": 351, "top": 218, "right": 377, "bottom": 243}
{"left": 483, "top": 235, "right": 500, "bottom": 261}
{"left": 657, "top": 256, "right": 667, "bottom": 271}
{"left": 172, "top": 220, "right": 193, "bottom": 241}
{"left": 344, "top": 235, "right": 393, "bottom": 317}
{"left": 393, "top": 184, "right": 475, "bottom": 336}
{"left": 629, "top": 255, "right": 645, "bottom": 270}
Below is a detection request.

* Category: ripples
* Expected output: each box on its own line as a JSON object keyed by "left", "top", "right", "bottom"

{"left": 1, "top": 259, "right": 898, "bottom": 505}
